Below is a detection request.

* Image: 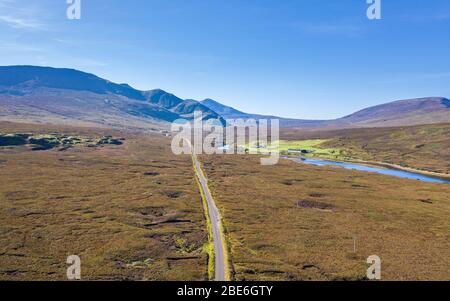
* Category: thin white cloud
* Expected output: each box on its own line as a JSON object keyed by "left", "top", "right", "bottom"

{"left": 0, "top": 0, "right": 16, "bottom": 7}
{"left": 0, "top": 14, "right": 42, "bottom": 29}
{"left": 0, "top": 0, "right": 45, "bottom": 30}
{"left": 53, "top": 38, "right": 76, "bottom": 45}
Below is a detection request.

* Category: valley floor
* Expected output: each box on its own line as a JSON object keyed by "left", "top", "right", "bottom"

{"left": 1, "top": 122, "right": 449, "bottom": 281}
{"left": 0, "top": 122, "right": 208, "bottom": 280}
{"left": 200, "top": 154, "right": 450, "bottom": 280}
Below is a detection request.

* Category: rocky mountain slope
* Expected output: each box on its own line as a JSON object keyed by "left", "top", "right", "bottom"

{"left": 0, "top": 66, "right": 223, "bottom": 130}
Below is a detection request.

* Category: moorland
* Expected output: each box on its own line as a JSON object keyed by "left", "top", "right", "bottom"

{"left": 200, "top": 152, "right": 450, "bottom": 280}
{"left": 0, "top": 122, "right": 209, "bottom": 280}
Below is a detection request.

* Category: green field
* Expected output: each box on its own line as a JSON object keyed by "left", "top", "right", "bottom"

{"left": 243, "top": 139, "right": 340, "bottom": 157}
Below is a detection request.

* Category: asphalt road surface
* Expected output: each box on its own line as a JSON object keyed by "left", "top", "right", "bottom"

{"left": 191, "top": 151, "right": 226, "bottom": 281}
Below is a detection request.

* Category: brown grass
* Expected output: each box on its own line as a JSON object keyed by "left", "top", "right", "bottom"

{"left": 0, "top": 122, "right": 208, "bottom": 280}
{"left": 200, "top": 153, "right": 450, "bottom": 280}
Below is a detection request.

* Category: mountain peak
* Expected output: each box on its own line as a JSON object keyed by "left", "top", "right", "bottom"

{"left": 0, "top": 65, "right": 223, "bottom": 127}
{"left": 0, "top": 65, "right": 146, "bottom": 100}
{"left": 143, "top": 89, "right": 182, "bottom": 108}
{"left": 202, "top": 98, "right": 219, "bottom": 104}
{"left": 201, "top": 98, "right": 246, "bottom": 116}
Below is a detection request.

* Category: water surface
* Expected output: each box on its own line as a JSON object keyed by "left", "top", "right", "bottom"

{"left": 287, "top": 157, "right": 450, "bottom": 184}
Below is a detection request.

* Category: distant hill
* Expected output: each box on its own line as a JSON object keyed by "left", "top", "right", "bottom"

{"left": 337, "top": 97, "right": 450, "bottom": 127}
{"left": 201, "top": 97, "right": 450, "bottom": 129}
{"left": 0, "top": 66, "right": 223, "bottom": 130}
{"left": 0, "top": 66, "right": 448, "bottom": 131}
{"left": 200, "top": 98, "right": 328, "bottom": 128}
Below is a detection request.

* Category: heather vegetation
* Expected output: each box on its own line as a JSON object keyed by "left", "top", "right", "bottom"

{"left": 200, "top": 153, "right": 450, "bottom": 280}
{"left": 0, "top": 122, "right": 208, "bottom": 280}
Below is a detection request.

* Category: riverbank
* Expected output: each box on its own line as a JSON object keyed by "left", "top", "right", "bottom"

{"left": 283, "top": 154, "right": 450, "bottom": 182}
{"left": 343, "top": 159, "right": 450, "bottom": 180}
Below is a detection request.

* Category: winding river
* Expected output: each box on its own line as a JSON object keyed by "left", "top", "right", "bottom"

{"left": 287, "top": 157, "right": 450, "bottom": 184}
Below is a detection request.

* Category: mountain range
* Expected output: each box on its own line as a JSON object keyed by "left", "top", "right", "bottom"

{"left": 0, "top": 66, "right": 223, "bottom": 130}
{"left": 201, "top": 97, "right": 450, "bottom": 128}
{"left": 0, "top": 65, "right": 449, "bottom": 131}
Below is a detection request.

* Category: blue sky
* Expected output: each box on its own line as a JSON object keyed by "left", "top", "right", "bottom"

{"left": 1, "top": 0, "right": 449, "bottom": 119}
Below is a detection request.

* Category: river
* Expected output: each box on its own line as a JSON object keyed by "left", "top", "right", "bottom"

{"left": 286, "top": 157, "right": 450, "bottom": 184}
